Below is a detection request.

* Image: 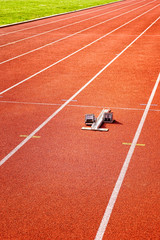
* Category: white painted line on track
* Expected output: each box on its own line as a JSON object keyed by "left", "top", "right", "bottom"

{"left": 0, "top": 0, "right": 136, "bottom": 36}
{"left": 0, "top": 0, "right": 127, "bottom": 30}
{"left": 140, "top": 103, "right": 158, "bottom": 106}
{"left": 0, "top": 0, "right": 156, "bottom": 66}
{"left": 0, "top": 100, "right": 160, "bottom": 112}
{"left": 0, "top": 0, "right": 146, "bottom": 48}
{"left": 94, "top": 72, "right": 160, "bottom": 240}
{"left": 0, "top": 17, "right": 159, "bottom": 167}
{"left": 0, "top": 100, "right": 61, "bottom": 106}
{"left": 61, "top": 99, "right": 78, "bottom": 102}
{"left": 114, "top": 34, "right": 160, "bottom": 36}
{"left": 0, "top": 3, "right": 159, "bottom": 94}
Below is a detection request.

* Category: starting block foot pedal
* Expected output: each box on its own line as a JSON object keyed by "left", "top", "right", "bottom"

{"left": 85, "top": 114, "right": 96, "bottom": 126}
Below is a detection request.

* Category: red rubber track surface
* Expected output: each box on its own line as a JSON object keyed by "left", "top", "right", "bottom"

{"left": 0, "top": 0, "right": 160, "bottom": 239}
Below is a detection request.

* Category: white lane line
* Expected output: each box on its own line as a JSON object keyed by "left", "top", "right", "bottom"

{"left": 0, "top": 3, "right": 159, "bottom": 96}
{"left": 0, "top": 0, "right": 136, "bottom": 37}
{"left": 140, "top": 103, "right": 158, "bottom": 106}
{"left": 0, "top": 0, "right": 146, "bottom": 48}
{"left": 0, "top": 100, "right": 61, "bottom": 106}
{"left": 0, "top": 17, "right": 159, "bottom": 167}
{"left": 94, "top": 72, "right": 160, "bottom": 240}
{"left": 0, "top": 100, "right": 160, "bottom": 112}
{"left": 0, "top": 1, "right": 155, "bottom": 66}
{"left": 0, "top": 1, "right": 152, "bottom": 66}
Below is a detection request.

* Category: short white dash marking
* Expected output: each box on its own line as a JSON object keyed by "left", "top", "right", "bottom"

{"left": 62, "top": 99, "right": 77, "bottom": 102}
{"left": 140, "top": 103, "right": 158, "bottom": 106}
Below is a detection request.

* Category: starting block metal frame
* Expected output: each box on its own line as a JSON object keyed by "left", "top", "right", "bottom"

{"left": 82, "top": 109, "right": 113, "bottom": 132}
{"left": 81, "top": 127, "right": 109, "bottom": 132}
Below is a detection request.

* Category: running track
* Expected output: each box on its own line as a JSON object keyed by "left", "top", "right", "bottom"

{"left": 0, "top": 0, "right": 160, "bottom": 239}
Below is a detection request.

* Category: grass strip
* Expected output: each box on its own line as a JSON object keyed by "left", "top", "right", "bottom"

{"left": 0, "top": 0, "right": 120, "bottom": 26}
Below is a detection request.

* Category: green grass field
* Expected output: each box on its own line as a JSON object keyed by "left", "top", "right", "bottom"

{"left": 0, "top": 0, "right": 119, "bottom": 26}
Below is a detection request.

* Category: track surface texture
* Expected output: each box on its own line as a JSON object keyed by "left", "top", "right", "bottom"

{"left": 0, "top": 0, "right": 160, "bottom": 239}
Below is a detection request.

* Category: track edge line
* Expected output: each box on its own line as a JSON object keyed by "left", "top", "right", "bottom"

{"left": 0, "top": 0, "right": 125, "bottom": 28}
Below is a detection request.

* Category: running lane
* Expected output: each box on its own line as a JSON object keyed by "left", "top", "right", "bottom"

{"left": 0, "top": 0, "right": 137, "bottom": 36}
{"left": 0, "top": 2, "right": 159, "bottom": 158}
{"left": 100, "top": 23, "right": 160, "bottom": 240}
{"left": 0, "top": 0, "right": 158, "bottom": 91}
{"left": 0, "top": 0, "right": 151, "bottom": 63}
{"left": 0, "top": 1, "right": 160, "bottom": 240}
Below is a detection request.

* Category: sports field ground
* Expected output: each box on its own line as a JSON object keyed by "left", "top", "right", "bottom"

{"left": 0, "top": 0, "right": 118, "bottom": 25}
{"left": 0, "top": 0, "right": 160, "bottom": 239}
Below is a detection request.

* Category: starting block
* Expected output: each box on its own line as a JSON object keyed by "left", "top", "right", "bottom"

{"left": 85, "top": 114, "right": 96, "bottom": 126}
{"left": 104, "top": 109, "right": 114, "bottom": 123}
{"left": 82, "top": 108, "right": 113, "bottom": 132}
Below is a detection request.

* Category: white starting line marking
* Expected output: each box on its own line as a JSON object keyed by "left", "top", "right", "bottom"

{"left": 61, "top": 99, "right": 77, "bottom": 102}
{"left": 0, "top": 18, "right": 159, "bottom": 168}
{"left": 94, "top": 73, "right": 160, "bottom": 240}
{"left": 140, "top": 103, "right": 158, "bottom": 106}
{"left": 0, "top": 100, "right": 160, "bottom": 112}
{"left": 0, "top": 100, "right": 61, "bottom": 106}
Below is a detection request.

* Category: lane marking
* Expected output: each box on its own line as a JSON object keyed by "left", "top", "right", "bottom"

{"left": 140, "top": 103, "right": 158, "bottom": 106}
{"left": 0, "top": 100, "right": 61, "bottom": 106}
{"left": 94, "top": 72, "right": 160, "bottom": 240}
{"left": 20, "top": 135, "right": 41, "bottom": 139}
{"left": 112, "top": 34, "right": 160, "bottom": 36}
{"left": 122, "top": 142, "right": 145, "bottom": 146}
{"left": 0, "top": 0, "right": 137, "bottom": 37}
{"left": 0, "top": 3, "right": 159, "bottom": 95}
{"left": 0, "top": 0, "right": 146, "bottom": 48}
{"left": 0, "top": 100, "right": 160, "bottom": 112}
{"left": 0, "top": 18, "right": 159, "bottom": 167}
{"left": 0, "top": 0, "right": 151, "bottom": 65}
